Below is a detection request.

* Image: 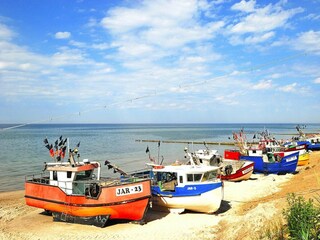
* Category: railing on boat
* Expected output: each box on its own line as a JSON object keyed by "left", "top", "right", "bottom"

{"left": 25, "top": 173, "right": 150, "bottom": 196}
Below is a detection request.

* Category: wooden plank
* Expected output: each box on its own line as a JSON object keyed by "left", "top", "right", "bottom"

{"left": 135, "top": 139, "right": 244, "bottom": 146}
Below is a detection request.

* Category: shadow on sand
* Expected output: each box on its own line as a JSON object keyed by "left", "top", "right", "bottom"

{"left": 215, "top": 200, "right": 232, "bottom": 214}
{"left": 145, "top": 208, "right": 170, "bottom": 222}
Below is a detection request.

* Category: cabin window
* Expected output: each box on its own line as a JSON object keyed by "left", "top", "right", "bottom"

{"left": 187, "top": 174, "right": 202, "bottom": 182}
{"left": 179, "top": 176, "right": 183, "bottom": 183}
{"left": 252, "top": 150, "right": 256, "bottom": 153}
{"left": 202, "top": 171, "right": 217, "bottom": 182}
{"left": 53, "top": 171, "right": 57, "bottom": 180}
{"left": 67, "top": 171, "right": 72, "bottom": 178}
{"left": 75, "top": 170, "right": 92, "bottom": 181}
{"left": 194, "top": 174, "right": 202, "bottom": 181}
{"left": 156, "top": 172, "right": 177, "bottom": 183}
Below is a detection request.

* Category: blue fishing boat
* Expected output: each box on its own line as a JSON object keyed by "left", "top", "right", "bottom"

{"left": 292, "top": 125, "right": 320, "bottom": 151}
{"left": 148, "top": 164, "right": 223, "bottom": 213}
{"left": 239, "top": 151, "right": 299, "bottom": 174}
{"left": 297, "top": 140, "right": 320, "bottom": 151}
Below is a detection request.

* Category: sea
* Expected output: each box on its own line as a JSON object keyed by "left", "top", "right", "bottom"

{"left": 1, "top": 123, "right": 319, "bottom": 192}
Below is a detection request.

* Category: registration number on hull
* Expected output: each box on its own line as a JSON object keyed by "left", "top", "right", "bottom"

{"left": 116, "top": 184, "right": 143, "bottom": 196}
{"left": 286, "top": 156, "right": 297, "bottom": 162}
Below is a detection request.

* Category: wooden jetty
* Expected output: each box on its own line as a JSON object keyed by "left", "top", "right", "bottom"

{"left": 135, "top": 139, "right": 254, "bottom": 146}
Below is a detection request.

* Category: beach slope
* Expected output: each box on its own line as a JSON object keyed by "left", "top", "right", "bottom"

{"left": 1, "top": 152, "right": 319, "bottom": 240}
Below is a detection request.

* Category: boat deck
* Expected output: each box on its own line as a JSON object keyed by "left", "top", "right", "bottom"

{"left": 25, "top": 174, "right": 149, "bottom": 196}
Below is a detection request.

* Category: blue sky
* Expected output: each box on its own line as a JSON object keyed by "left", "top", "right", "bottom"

{"left": 0, "top": 0, "right": 319, "bottom": 124}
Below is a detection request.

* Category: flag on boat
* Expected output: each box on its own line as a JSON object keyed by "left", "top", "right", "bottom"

{"left": 49, "top": 148, "right": 55, "bottom": 158}
{"left": 60, "top": 146, "right": 66, "bottom": 158}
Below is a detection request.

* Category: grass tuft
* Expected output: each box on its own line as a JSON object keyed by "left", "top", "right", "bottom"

{"left": 284, "top": 193, "right": 320, "bottom": 240}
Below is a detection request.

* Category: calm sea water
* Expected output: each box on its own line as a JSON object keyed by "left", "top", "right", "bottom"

{"left": 0, "top": 123, "right": 319, "bottom": 192}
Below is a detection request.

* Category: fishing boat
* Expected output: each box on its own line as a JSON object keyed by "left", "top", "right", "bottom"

{"left": 25, "top": 137, "right": 151, "bottom": 227}
{"left": 240, "top": 151, "right": 299, "bottom": 174}
{"left": 219, "top": 159, "right": 254, "bottom": 181}
{"left": 126, "top": 147, "right": 223, "bottom": 214}
{"left": 189, "top": 147, "right": 254, "bottom": 182}
{"left": 149, "top": 163, "right": 223, "bottom": 214}
{"left": 251, "top": 135, "right": 309, "bottom": 167}
{"left": 231, "top": 129, "right": 302, "bottom": 172}
{"left": 268, "top": 144, "right": 309, "bottom": 166}
{"left": 292, "top": 125, "right": 320, "bottom": 151}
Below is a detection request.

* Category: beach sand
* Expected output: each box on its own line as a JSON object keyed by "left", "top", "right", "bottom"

{"left": 1, "top": 151, "right": 319, "bottom": 240}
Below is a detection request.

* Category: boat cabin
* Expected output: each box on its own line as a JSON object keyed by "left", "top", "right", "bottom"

{"left": 32, "top": 159, "right": 100, "bottom": 196}
{"left": 152, "top": 165, "right": 221, "bottom": 192}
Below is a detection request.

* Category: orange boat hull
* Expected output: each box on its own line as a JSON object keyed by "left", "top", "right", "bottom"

{"left": 25, "top": 179, "right": 151, "bottom": 224}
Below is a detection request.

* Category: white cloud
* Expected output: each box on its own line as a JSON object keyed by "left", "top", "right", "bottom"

{"left": 0, "top": 23, "right": 15, "bottom": 40}
{"left": 245, "top": 31, "right": 275, "bottom": 43}
{"left": 230, "top": 5, "right": 302, "bottom": 34}
{"left": 97, "top": 0, "right": 225, "bottom": 82}
{"left": 303, "top": 13, "right": 320, "bottom": 21}
{"left": 231, "top": 0, "right": 256, "bottom": 13}
{"left": 0, "top": 0, "right": 317, "bottom": 123}
{"left": 214, "top": 95, "right": 239, "bottom": 105}
{"left": 314, "top": 77, "right": 320, "bottom": 84}
{"left": 252, "top": 80, "right": 273, "bottom": 89}
{"left": 227, "top": 2, "right": 303, "bottom": 45}
{"left": 278, "top": 83, "right": 297, "bottom": 92}
{"left": 231, "top": 31, "right": 275, "bottom": 45}
{"left": 55, "top": 31, "right": 71, "bottom": 39}
{"left": 101, "top": 1, "right": 202, "bottom": 33}
{"left": 69, "top": 40, "right": 87, "bottom": 48}
{"left": 51, "top": 48, "right": 87, "bottom": 66}
{"left": 269, "top": 73, "right": 282, "bottom": 79}
{"left": 293, "top": 31, "right": 320, "bottom": 54}
{"left": 0, "top": 23, "right": 116, "bottom": 102}
{"left": 85, "top": 18, "right": 99, "bottom": 28}
{"left": 101, "top": 0, "right": 224, "bottom": 50}
{"left": 92, "top": 43, "right": 110, "bottom": 50}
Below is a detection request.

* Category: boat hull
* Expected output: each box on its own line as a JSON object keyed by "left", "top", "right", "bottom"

{"left": 297, "top": 152, "right": 310, "bottom": 166}
{"left": 220, "top": 160, "right": 254, "bottom": 181}
{"left": 151, "top": 182, "right": 223, "bottom": 213}
{"left": 25, "top": 179, "right": 151, "bottom": 226}
{"left": 240, "top": 152, "right": 299, "bottom": 174}
{"left": 275, "top": 149, "right": 309, "bottom": 166}
{"left": 297, "top": 141, "right": 320, "bottom": 151}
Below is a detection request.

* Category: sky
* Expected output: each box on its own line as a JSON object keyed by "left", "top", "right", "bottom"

{"left": 0, "top": 0, "right": 319, "bottom": 124}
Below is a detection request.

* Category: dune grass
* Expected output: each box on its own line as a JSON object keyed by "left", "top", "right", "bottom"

{"left": 257, "top": 193, "right": 320, "bottom": 240}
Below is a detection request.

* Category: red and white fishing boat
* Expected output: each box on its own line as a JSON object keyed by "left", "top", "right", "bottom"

{"left": 219, "top": 159, "right": 254, "bottom": 181}
{"left": 25, "top": 137, "right": 151, "bottom": 227}
{"left": 186, "top": 147, "right": 254, "bottom": 182}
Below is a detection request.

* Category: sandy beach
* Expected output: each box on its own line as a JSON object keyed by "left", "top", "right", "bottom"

{"left": 1, "top": 151, "right": 319, "bottom": 240}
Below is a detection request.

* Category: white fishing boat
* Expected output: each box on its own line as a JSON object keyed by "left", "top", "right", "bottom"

{"left": 149, "top": 163, "right": 223, "bottom": 214}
